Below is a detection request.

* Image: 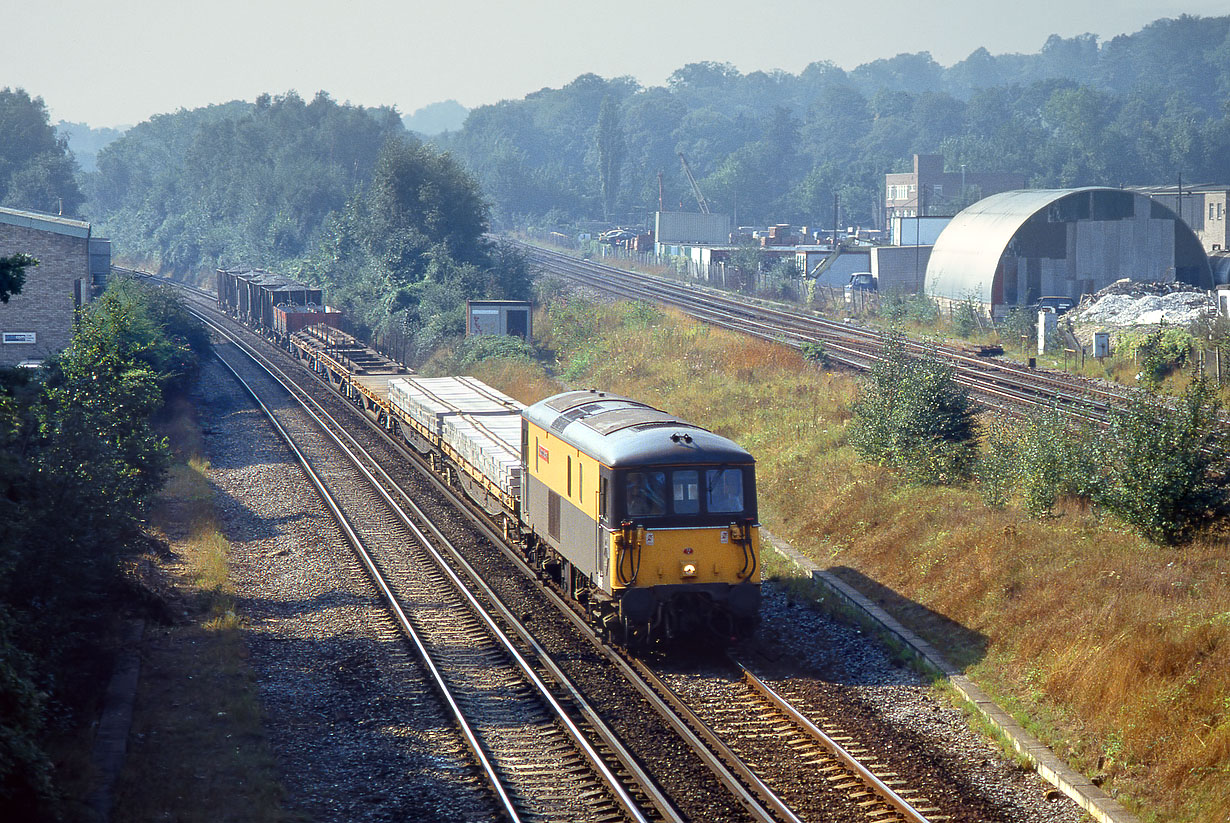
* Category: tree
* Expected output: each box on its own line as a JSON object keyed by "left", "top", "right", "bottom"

{"left": 0, "top": 254, "right": 36, "bottom": 303}
{"left": 596, "top": 95, "right": 625, "bottom": 220}
{"left": 849, "top": 333, "right": 977, "bottom": 483}
{"left": 0, "top": 88, "right": 82, "bottom": 215}
{"left": 85, "top": 93, "right": 404, "bottom": 273}
{"left": 726, "top": 245, "right": 764, "bottom": 293}
{"left": 304, "top": 139, "right": 530, "bottom": 362}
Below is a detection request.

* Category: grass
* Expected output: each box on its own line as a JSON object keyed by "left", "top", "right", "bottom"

{"left": 110, "top": 396, "right": 288, "bottom": 823}
{"left": 934, "top": 679, "right": 1037, "bottom": 772}
{"left": 470, "top": 295, "right": 1230, "bottom": 823}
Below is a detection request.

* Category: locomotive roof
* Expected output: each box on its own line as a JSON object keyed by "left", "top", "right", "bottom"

{"left": 523, "top": 389, "right": 754, "bottom": 468}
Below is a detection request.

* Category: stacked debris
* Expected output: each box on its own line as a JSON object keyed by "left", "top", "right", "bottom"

{"left": 1074, "top": 280, "right": 1214, "bottom": 327}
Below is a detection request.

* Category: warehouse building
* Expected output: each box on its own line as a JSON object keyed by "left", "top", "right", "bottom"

{"left": 926, "top": 188, "right": 1211, "bottom": 317}
{"left": 1133, "top": 184, "right": 1228, "bottom": 256}
{"left": 0, "top": 207, "right": 110, "bottom": 367}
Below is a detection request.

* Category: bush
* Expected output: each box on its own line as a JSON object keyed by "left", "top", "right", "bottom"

{"left": 0, "top": 619, "right": 52, "bottom": 817}
{"left": 800, "top": 341, "right": 831, "bottom": 367}
{"left": 880, "top": 293, "right": 940, "bottom": 324}
{"left": 978, "top": 408, "right": 1091, "bottom": 516}
{"left": 1125, "top": 326, "right": 1194, "bottom": 388}
{"left": 953, "top": 298, "right": 979, "bottom": 338}
{"left": 849, "top": 333, "right": 977, "bottom": 484}
{"left": 997, "top": 308, "right": 1036, "bottom": 349}
{"left": 1088, "top": 379, "right": 1225, "bottom": 543}
{"left": 760, "top": 259, "right": 799, "bottom": 300}
{"left": 451, "top": 334, "right": 537, "bottom": 370}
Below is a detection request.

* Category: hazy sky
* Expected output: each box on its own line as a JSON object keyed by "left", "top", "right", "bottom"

{"left": 5, "top": 1, "right": 1226, "bottom": 127}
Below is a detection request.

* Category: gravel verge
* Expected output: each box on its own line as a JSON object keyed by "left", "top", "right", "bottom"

{"left": 196, "top": 358, "right": 496, "bottom": 822}
{"left": 745, "top": 583, "right": 1092, "bottom": 822}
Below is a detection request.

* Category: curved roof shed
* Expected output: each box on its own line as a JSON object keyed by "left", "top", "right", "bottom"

{"left": 925, "top": 188, "right": 1211, "bottom": 313}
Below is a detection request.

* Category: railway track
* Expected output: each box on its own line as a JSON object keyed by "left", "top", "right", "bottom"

{"left": 515, "top": 242, "right": 1127, "bottom": 423}
{"left": 122, "top": 268, "right": 1067, "bottom": 821}
{"left": 203, "top": 325, "right": 668, "bottom": 822}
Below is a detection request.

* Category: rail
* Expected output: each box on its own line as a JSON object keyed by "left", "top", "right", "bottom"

{"left": 200, "top": 310, "right": 667, "bottom": 823}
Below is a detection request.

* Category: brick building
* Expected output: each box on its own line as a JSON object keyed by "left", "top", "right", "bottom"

{"left": 885, "top": 154, "right": 1027, "bottom": 239}
{"left": 0, "top": 207, "right": 110, "bottom": 367}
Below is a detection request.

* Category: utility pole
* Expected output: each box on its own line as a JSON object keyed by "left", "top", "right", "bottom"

{"left": 915, "top": 184, "right": 925, "bottom": 283}
{"left": 657, "top": 169, "right": 664, "bottom": 212}
{"left": 833, "top": 193, "right": 839, "bottom": 248}
{"left": 1178, "top": 171, "right": 1184, "bottom": 223}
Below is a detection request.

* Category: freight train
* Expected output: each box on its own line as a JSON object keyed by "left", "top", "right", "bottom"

{"left": 216, "top": 267, "right": 761, "bottom": 647}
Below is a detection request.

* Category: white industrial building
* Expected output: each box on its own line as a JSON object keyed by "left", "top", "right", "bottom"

{"left": 926, "top": 188, "right": 1211, "bottom": 316}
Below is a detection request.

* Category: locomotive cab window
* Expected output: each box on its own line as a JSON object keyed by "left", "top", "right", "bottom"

{"left": 626, "top": 471, "right": 667, "bottom": 516}
{"left": 705, "top": 468, "right": 744, "bottom": 513}
{"left": 621, "top": 466, "right": 750, "bottom": 520}
{"left": 672, "top": 470, "right": 700, "bottom": 514}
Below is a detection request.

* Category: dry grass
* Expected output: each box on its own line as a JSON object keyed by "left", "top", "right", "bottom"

{"left": 487, "top": 298, "right": 1230, "bottom": 823}
{"left": 111, "top": 397, "right": 286, "bottom": 823}
{"left": 468, "top": 356, "right": 559, "bottom": 406}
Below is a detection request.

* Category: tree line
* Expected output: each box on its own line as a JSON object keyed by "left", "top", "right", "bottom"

{"left": 1, "top": 88, "right": 532, "bottom": 363}
{"left": 436, "top": 14, "right": 1230, "bottom": 229}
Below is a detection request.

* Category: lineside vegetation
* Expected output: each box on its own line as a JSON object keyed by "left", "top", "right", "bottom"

{"left": 463, "top": 291, "right": 1230, "bottom": 822}
{"left": 0, "top": 278, "right": 208, "bottom": 816}
{"left": 849, "top": 334, "right": 1227, "bottom": 544}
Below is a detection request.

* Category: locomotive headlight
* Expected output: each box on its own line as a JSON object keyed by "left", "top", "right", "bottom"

{"left": 681, "top": 562, "right": 697, "bottom": 578}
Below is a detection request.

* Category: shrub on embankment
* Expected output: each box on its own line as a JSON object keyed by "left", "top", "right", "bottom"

{"left": 470, "top": 294, "right": 1230, "bottom": 822}
{"left": 0, "top": 278, "right": 207, "bottom": 816}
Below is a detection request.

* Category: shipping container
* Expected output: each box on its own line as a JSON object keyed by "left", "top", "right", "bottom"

{"left": 654, "top": 211, "right": 731, "bottom": 245}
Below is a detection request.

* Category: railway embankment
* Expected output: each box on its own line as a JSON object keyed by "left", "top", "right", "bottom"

{"left": 452, "top": 293, "right": 1230, "bottom": 823}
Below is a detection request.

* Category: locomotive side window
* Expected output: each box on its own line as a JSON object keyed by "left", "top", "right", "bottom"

{"left": 706, "top": 468, "right": 744, "bottom": 513}
{"left": 672, "top": 470, "right": 700, "bottom": 514}
{"left": 626, "top": 471, "right": 666, "bottom": 516}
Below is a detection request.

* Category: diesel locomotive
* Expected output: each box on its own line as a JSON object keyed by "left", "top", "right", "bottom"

{"left": 521, "top": 389, "right": 761, "bottom": 646}
{"left": 216, "top": 272, "right": 762, "bottom": 648}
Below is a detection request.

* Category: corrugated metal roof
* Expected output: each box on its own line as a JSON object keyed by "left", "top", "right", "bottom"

{"left": 0, "top": 206, "right": 90, "bottom": 238}
{"left": 924, "top": 187, "right": 1218, "bottom": 302}
{"left": 925, "top": 188, "right": 1095, "bottom": 303}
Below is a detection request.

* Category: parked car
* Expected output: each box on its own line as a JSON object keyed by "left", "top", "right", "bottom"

{"left": 844, "top": 272, "right": 877, "bottom": 305}
{"left": 1033, "top": 296, "right": 1075, "bottom": 315}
